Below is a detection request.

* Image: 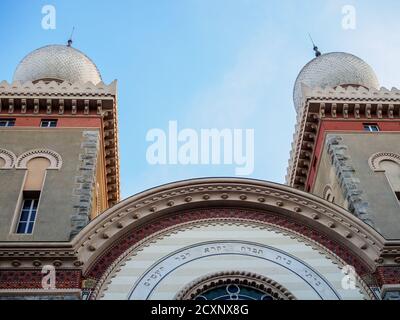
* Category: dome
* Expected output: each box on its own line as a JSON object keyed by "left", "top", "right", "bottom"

{"left": 293, "top": 52, "right": 379, "bottom": 112}
{"left": 13, "top": 44, "right": 102, "bottom": 84}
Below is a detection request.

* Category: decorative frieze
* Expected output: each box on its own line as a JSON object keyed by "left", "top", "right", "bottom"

{"left": 8, "top": 99, "right": 13, "bottom": 113}
{"left": 84, "top": 100, "right": 89, "bottom": 115}
{"left": 59, "top": 99, "right": 64, "bottom": 114}
{"left": 15, "top": 149, "right": 62, "bottom": 170}
{"left": 33, "top": 98, "right": 39, "bottom": 113}
{"left": 0, "top": 80, "right": 116, "bottom": 97}
{"left": 326, "top": 135, "right": 374, "bottom": 227}
{"left": 0, "top": 269, "right": 81, "bottom": 290}
{"left": 21, "top": 99, "right": 26, "bottom": 113}
{"left": 71, "top": 99, "right": 77, "bottom": 114}
{"left": 46, "top": 99, "right": 52, "bottom": 114}
{"left": 0, "top": 149, "right": 17, "bottom": 169}
{"left": 368, "top": 152, "right": 400, "bottom": 172}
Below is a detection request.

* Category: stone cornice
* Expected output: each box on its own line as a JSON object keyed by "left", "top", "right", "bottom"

{"left": 1, "top": 178, "right": 398, "bottom": 272}
{"left": 286, "top": 103, "right": 318, "bottom": 188}
{"left": 0, "top": 80, "right": 117, "bottom": 97}
{"left": 301, "top": 83, "right": 400, "bottom": 102}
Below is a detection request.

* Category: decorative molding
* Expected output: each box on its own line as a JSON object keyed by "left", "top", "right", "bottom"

{"left": 326, "top": 135, "right": 374, "bottom": 227}
{"left": 63, "top": 178, "right": 393, "bottom": 273}
{"left": 322, "top": 184, "right": 333, "bottom": 200}
{"left": 0, "top": 269, "right": 81, "bottom": 289}
{"left": 301, "top": 84, "right": 400, "bottom": 103}
{"left": 375, "top": 266, "right": 400, "bottom": 286}
{"left": 0, "top": 80, "right": 117, "bottom": 97}
{"left": 15, "top": 149, "right": 62, "bottom": 170}
{"left": 286, "top": 102, "right": 318, "bottom": 189}
{"left": 0, "top": 148, "right": 16, "bottom": 169}
{"left": 175, "top": 270, "right": 296, "bottom": 300}
{"left": 369, "top": 152, "right": 400, "bottom": 172}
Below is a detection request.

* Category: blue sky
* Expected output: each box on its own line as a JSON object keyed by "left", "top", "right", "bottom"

{"left": 1, "top": 0, "right": 400, "bottom": 198}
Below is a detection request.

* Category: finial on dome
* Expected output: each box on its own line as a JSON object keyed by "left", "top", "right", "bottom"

{"left": 67, "top": 27, "right": 75, "bottom": 47}
{"left": 308, "top": 34, "right": 321, "bottom": 57}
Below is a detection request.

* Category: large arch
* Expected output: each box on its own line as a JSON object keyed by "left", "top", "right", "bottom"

{"left": 68, "top": 178, "right": 389, "bottom": 300}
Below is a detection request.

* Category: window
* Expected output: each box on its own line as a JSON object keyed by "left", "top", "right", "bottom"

{"left": 0, "top": 118, "right": 15, "bottom": 127}
{"left": 380, "top": 160, "right": 400, "bottom": 205}
{"left": 16, "top": 192, "right": 40, "bottom": 234}
{"left": 40, "top": 119, "right": 57, "bottom": 128}
{"left": 13, "top": 157, "right": 52, "bottom": 235}
{"left": 363, "top": 123, "right": 380, "bottom": 132}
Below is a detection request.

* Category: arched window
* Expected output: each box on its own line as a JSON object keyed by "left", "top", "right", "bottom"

{"left": 15, "top": 158, "right": 51, "bottom": 234}
{"left": 380, "top": 160, "right": 400, "bottom": 202}
{"left": 175, "top": 271, "right": 295, "bottom": 300}
{"left": 369, "top": 152, "right": 400, "bottom": 203}
{"left": 13, "top": 149, "right": 62, "bottom": 234}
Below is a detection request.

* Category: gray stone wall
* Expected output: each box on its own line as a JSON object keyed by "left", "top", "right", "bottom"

{"left": 70, "top": 131, "right": 99, "bottom": 239}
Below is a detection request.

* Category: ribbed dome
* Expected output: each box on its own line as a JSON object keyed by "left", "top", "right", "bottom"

{"left": 293, "top": 52, "right": 379, "bottom": 112}
{"left": 13, "top": 45, "right": 102, "bottom": 84}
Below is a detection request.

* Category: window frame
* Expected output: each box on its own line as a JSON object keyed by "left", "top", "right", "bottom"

{"left": 363, "top": 123, "right": 380, "bottom": 132}
{"left": 40, "top": 119, "right": 58, "bottom": 128}
{"left": 0, "top": 118, "right": 16, "bottom": 127}
{"left": 16, "top": 192, "right": 40, "bottom": 234}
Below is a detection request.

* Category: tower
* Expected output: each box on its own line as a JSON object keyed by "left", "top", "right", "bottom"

{"left": 0, "top": 44, "right": 119, "bottom": 241}
{"left": 287, "top": 52, "right": 400, "bottom": 240}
